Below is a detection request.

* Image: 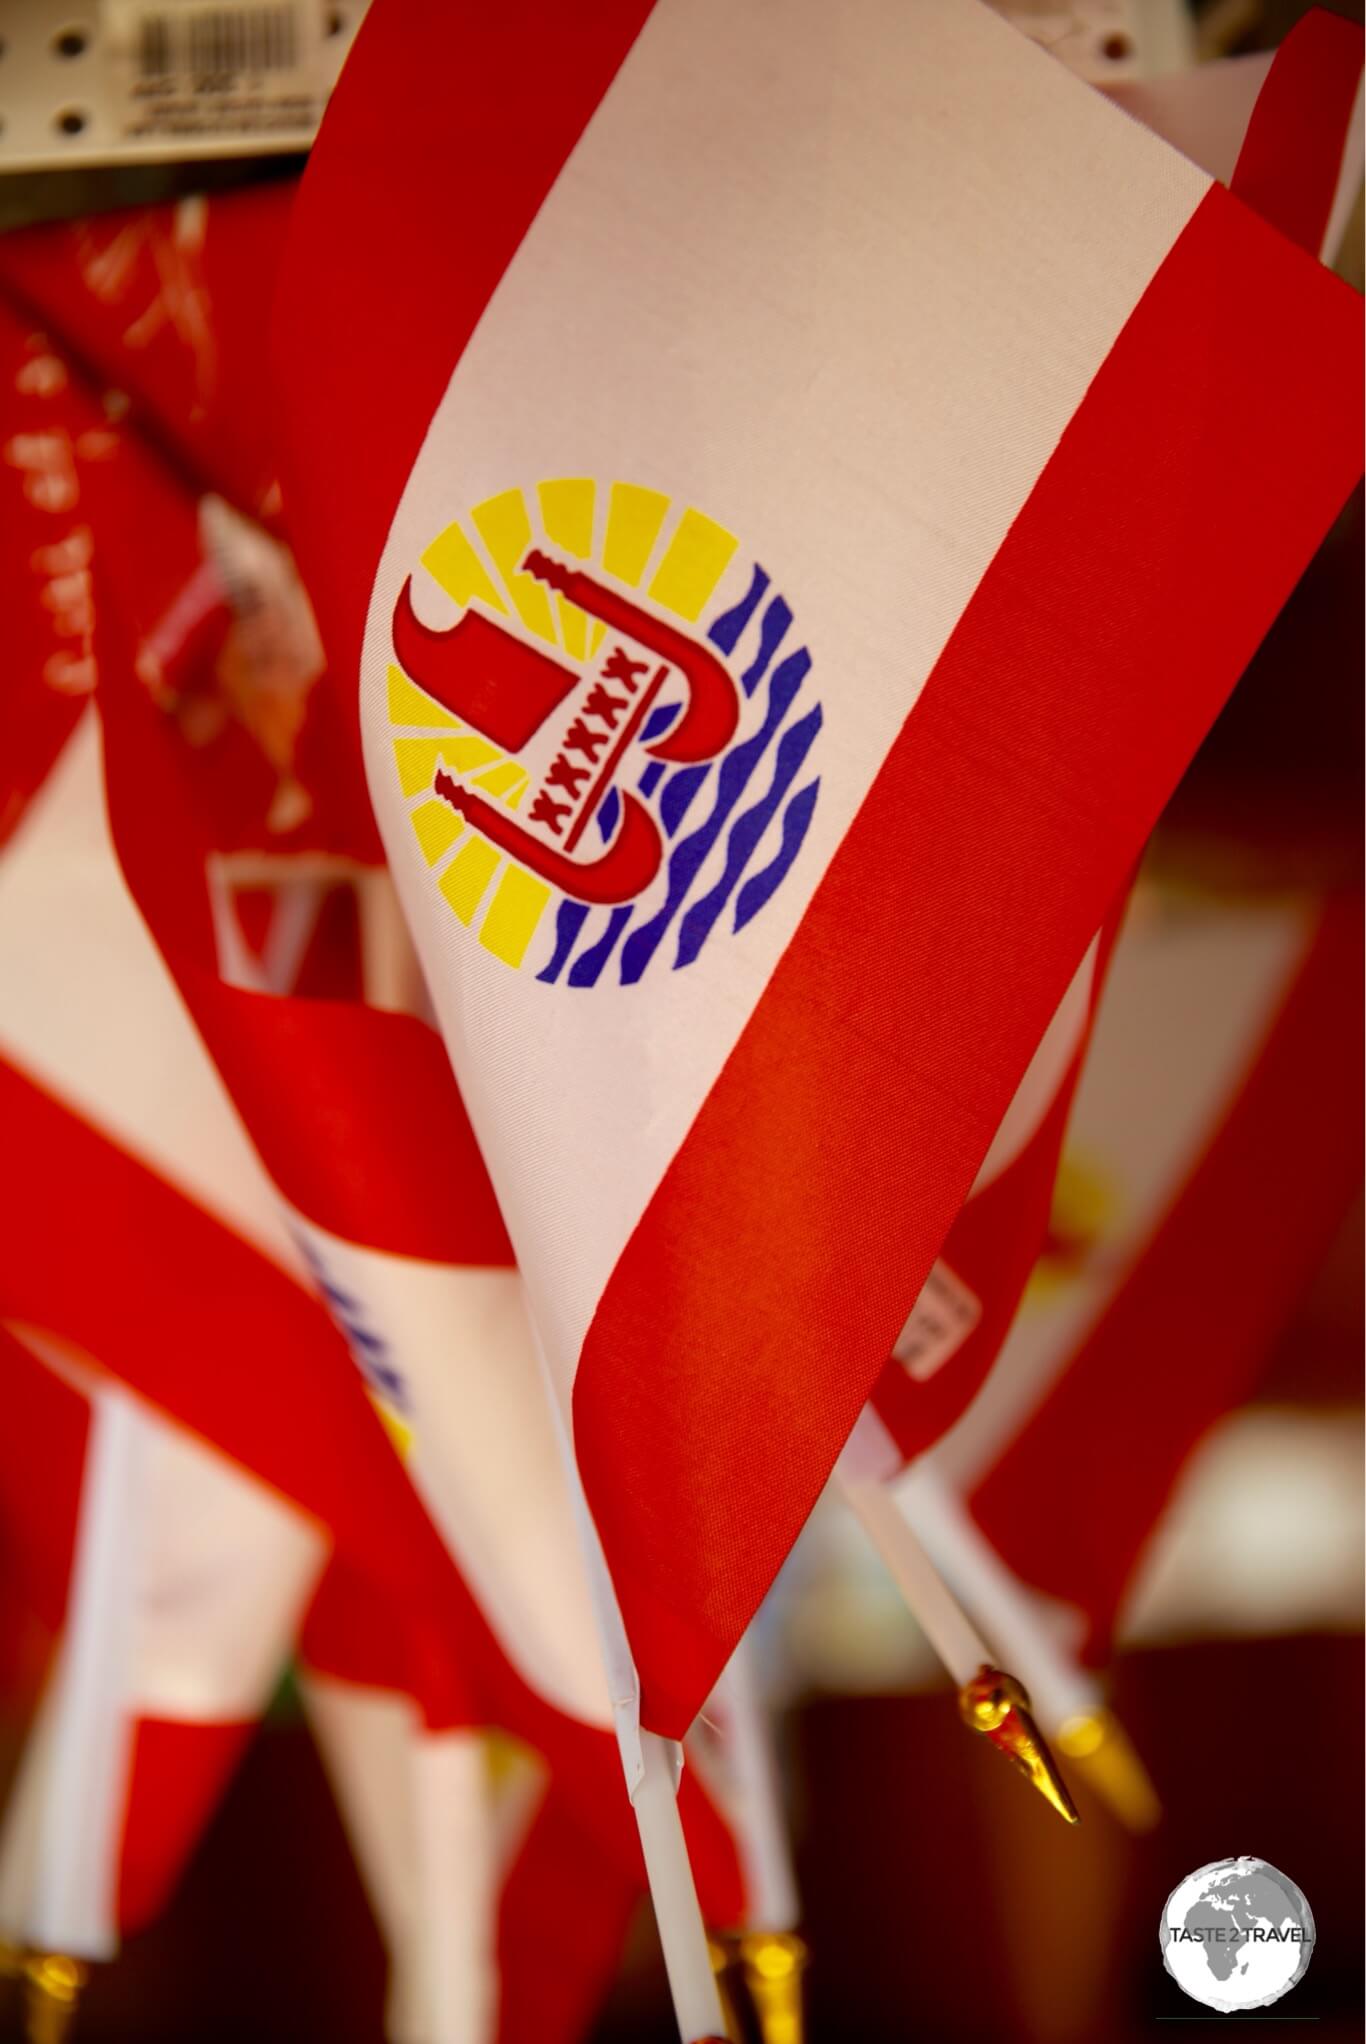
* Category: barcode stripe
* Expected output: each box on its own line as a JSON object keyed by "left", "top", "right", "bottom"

{"left": 137, "top": 6, "right": 299, "bottom": 79}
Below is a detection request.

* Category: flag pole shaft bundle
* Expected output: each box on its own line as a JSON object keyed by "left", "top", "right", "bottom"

{"left": 898, "top": 1468, "right": 1162, "bottom": 1830}
{"left": 899, "top": 1463, "right": 1100, "bottom": 1729}
{"left": 839, "top": 1459, "right": 1079, "bottom": 1825}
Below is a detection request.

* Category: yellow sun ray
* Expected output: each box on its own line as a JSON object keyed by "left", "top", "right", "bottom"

{"left": 479, "top": 865, "right": 552, "bottom": 969}
{"left": 440, "top": 733, "right": 506, "bottom": 775}
{"left": 394, "top": 738, "right": 454, "bottom": 797}
{"left": 471, "top": 760, "right": 529, "bottom": 803}
{"left": 603, "top": 482, "right": 670, "bottom": 588}
{"left": 537, "top": 477, "right": 595, "bottom": 556}
{"left": 420, "top": 521, "right": 508, "bottom": 615}
{"left": 439, "top": 836, "right": 501, "bottom": 924}
{"left": 472, "top": 488, "right": 559, "bottom": 647}
{"left": 387, "top": 664, "right": 462, "bottom": 729}
{"left": 648, "top": 507, "right": 739, "bottom": 622}
{"left": 410, "top": 799, "right": 464, "bottom": 866}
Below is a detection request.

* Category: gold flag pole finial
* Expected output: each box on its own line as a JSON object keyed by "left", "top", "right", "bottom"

{"left": 737, "top": 1929, "right": 809, "bottom": 2044}
{"left": 1055, "top": 1707, "right": 1162, "bottom": 1833}
{"left": 23, "top": 1954, "right": 87, "bottom": 2044}
{"left": 959, "top": 1665, "right": 1080, "bottom": 1826}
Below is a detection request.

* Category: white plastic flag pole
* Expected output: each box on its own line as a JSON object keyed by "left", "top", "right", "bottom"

{"left": 713, "top": 1634, "right": 799, "bottom": 1935}
{"left": 632, "top": 1731, "right": 728, "bottom": 2043}
{"left": 534, "top": 1337, "right": 726, "bottom": 2044}
{"left": 838, "top": 1407, "right": 989, "bottom": 1684}
{"left": 837, "top": 1467, "right": 990, "bottom": 1687}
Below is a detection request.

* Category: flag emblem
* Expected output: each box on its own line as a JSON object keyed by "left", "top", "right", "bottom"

{"left": 386, "top": 478, "right": 822, "bottom": 986}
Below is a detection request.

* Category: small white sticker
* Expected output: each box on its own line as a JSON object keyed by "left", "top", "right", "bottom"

{"left": 892, "top": 1261, "right": 982, "bottom": 1382}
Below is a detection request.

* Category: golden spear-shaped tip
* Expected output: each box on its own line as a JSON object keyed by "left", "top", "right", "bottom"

{"left": 959, "top": 1664, "right": 1080, "bottom": 1826}
{"left": 23, "top": 1954, "right": 87, "bottom": 2044}
{"left": 1055, "top": 1708, "right": 1162, "bottom": 1833}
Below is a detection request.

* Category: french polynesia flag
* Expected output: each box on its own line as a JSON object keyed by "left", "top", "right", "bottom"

{"left": 957, "top": 885, "right": 1363, "bottom": 1670}
{"left": 274, "top": 0, "right": 1363, "bottom": 1739}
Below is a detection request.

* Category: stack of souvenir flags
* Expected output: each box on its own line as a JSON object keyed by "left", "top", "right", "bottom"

{"left": 0, "top": 3, "right": 1360, "bottom": 2040}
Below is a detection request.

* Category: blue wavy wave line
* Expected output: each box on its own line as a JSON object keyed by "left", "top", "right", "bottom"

{"left": 568, "top": 903, "right": 634, "bottom": 987}
{"left": 595, "top": 787, "right": 621, "bottom": 842}
{"left": 619, "top": 645, "right": 811, "bottom": 986}
{"left": 739, "top": 595, "right": 793, "bottom": 697}
{"left": 733, "top": 777, "right": 820, "bottom": 936}
{"left": 708, "top": 563, "right": 769, "bottom": 654}
{"left": 536, "top": 899, "right": 590, "bottom": 983}
{"left": 674, "top": 706, "right": 823, "bottom": 970}
{"left": 659, "top": 762, "right": 709, "bottom": 838}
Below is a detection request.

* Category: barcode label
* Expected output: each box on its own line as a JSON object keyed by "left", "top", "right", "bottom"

{"left": 108, "top": 0, "right": 325, "bottom": 145}
{"left": 136, "top": 6, "right": 300, "bottom": 81}
{"left": 892, "top": 1261, "right": 982, "bottom": 1382}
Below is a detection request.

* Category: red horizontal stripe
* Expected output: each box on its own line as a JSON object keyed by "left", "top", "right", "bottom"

{"left": 972, "top": 893, "right": 1362, "bottom": 1660}
{"left": 576, "top": 184, "right": 1364, "bottom": 1736}
{"left": 1231, "top": 8, "right": 1364, "bottom": 258}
